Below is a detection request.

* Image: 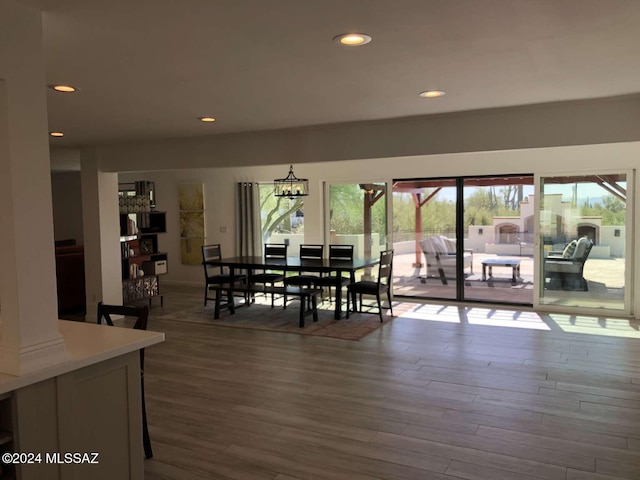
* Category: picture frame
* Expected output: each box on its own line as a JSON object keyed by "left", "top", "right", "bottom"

{"left": 140, "top": 237, "right": 155, "bottom": 255}
{"left": 181, "top": 238, "right": 205, "bottom": 265}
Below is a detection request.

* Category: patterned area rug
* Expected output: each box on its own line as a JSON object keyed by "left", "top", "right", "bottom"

{"left": 155, "top": 297, "right": 406, "bottom": 341}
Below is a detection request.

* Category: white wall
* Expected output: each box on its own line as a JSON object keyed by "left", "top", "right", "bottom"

{"left": 81, "top": 154, "right": 122, "bottom": 316}
{"left": 601, "top": 226, "right": 626, "bottom": 258}
{"left": 99, "top": 94, "right": 640, "bottom": 173}
{"left": 467, "top": 226, "right": 494, "bottom": 252}
{"left": 51, "top": 171, "right": 84, "bottom": 243}
{"left": 50, "top": 148, "right": 81, "bottom": 172}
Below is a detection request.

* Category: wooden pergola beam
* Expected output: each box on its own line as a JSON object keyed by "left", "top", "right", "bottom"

{"left": 359, "top": 184, "right": 386, "bottom": 279}
{"left": 409, "top": 187, "right": 442, "bottom": 267}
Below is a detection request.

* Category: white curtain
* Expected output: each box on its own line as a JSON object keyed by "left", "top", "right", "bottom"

{"left": 236, "top": 182, "right": 261, "bottom": 257}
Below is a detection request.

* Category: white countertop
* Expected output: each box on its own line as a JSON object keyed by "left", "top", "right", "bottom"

{"left": 0, "top": 320, "right": 164, "bottom": 395}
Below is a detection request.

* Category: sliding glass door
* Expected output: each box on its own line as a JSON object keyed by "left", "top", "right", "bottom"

{"left": 327, "top": 183, "right": 387, "bottom": 279}
{"left": 538, "top": 172, "right": 629, "bottom": 312}
{"left": 333, "top": 170, "right": 633, "bottom": 314}
{"left": 463, "top": 176, "right": 535, "bottom": 304}
{"left": 392, "top": 179, "right": 458, "bottom": 300}
{"left": 392, "top": 175, "right": 534, "bottom": 306}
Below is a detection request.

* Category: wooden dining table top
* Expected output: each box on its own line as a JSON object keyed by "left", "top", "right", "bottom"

{"left": 204, "top": 255, "right": 379, "bottom": 272}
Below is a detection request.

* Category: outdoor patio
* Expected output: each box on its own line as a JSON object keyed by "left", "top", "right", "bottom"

{"left": 392, "top": 251, "right": 535, "bottom": 304}
{"left": 391, "top": 250, "right": 625, "bottom": 309}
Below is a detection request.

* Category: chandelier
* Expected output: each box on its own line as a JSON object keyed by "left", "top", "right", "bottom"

{"left": 273, "top": 165, "right": 309, "bottom": 199}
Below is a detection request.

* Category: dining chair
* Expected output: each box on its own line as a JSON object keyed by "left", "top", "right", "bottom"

{"left": 249, "top": 243, "right": 287, "bottom": 307}
{"left": 283, "top": 244, "right": 323, "bottom": 308}
{"left": 96, "top": 302, "right": 153, "bottom": 459}
{"left": 201, "top": 244, "right": 247, "bottom": 307}
{"left": 346, "top": 249, "right": 394, "bottom": 322}
{"left": 316, "top": 244, "right": 354, "bottom": 304}
{"left": 284, "top": 244, "right": 323, "bottom": 286}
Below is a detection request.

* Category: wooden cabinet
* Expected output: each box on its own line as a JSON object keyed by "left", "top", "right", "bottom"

{"left": 0, "top": 321, "right": 164, "bottom": 480}
{"left": 2, "top": 352, "right": 145, "bottom": 480}
{"left": 120, "top": 211, "right": 167, "bottom": 306}
{"left": 0, "top": 393, "right": 16, "bottom": 479}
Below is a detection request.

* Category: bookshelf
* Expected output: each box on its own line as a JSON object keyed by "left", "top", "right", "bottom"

{"left": 119, "top": 182, "right": 167, "bottom": 306}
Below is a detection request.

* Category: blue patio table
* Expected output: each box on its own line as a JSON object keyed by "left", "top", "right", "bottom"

{"left": 481, "top": 258, "right": 521, "bottom": 283}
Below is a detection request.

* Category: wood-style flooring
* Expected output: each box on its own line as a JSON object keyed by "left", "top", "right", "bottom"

{"left": 143, "top": 286, "right": 640, "bottom": 479}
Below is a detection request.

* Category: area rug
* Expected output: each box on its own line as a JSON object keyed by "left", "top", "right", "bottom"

{"left": 155, "top": 299, "right": 404, "bottom": 341}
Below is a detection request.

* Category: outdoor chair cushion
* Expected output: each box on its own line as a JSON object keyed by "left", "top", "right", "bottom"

{"left": 562, "top": 239, "right": 578, "bottom": 258}
{"left": 420, "top": 235, "right": 473, "bottom": 282}
{"left": 544, "top": 236, "right": 593, "bottom": 291}
{"left": 428, "top": 235, "right": 450, "bottom": 255}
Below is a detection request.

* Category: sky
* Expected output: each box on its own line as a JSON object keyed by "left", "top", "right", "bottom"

{"left": 394, "top": 180, "right": 626, "bottom": 204}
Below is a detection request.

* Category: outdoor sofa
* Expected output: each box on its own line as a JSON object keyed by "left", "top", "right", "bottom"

{"left": 544, "top": 236, "right": 593, "bottom": 291}
{"left": 419, "top": 235, "right": 473, "bottom": 284}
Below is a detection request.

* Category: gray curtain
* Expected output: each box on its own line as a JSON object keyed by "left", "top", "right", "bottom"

{"left": 236, "top": 182, "right": 261, "bottom": 257}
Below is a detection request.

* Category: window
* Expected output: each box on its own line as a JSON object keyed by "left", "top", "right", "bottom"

{"left": 258, "top": 183, "right": 304, "bottom": 252}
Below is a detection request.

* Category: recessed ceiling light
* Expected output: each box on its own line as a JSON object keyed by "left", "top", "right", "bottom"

{"left": 49, "top": 84, "right": 77, "bottom": 93}
{"left": 419, "top": 90, "right": 446, "bottom": 98}
{"left": 333, "top": 33, "right": 372, "bottom": 46}
{"left": 50, "top": 131, "right": 64, "bottom": 137}
{"left": 198, "top": 117, "right": 216, "bottom": 123}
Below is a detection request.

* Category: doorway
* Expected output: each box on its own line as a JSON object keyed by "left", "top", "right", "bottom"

{"left": 392, "top": 175, "right": 534, "bottom": 306}
{"left": 538, "top": 172, "right": 629, "bottom": 312}
{"left": 326, "top": 182, "right": 387, "bottom": 280}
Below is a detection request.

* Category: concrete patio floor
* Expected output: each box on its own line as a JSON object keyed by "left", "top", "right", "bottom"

{"left": 391, "top": 251, "right": 626, "bottom": 310}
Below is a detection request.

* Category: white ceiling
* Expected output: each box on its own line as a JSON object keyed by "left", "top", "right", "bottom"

{"left": 25, "top": 0, "right": 640, "bottom": 147}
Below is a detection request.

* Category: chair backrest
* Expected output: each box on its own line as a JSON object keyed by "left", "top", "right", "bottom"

{"left": 573, "top": 237, "right": 593, "bottom": 263}
{"left": 264, "top": 243, "right": 287, "bottom": 259}
{"left": 560, "top": 239, "right": 579, "bottom": 258}
{"left": 378, "top": 249, "right": 394, "bottom": 287}
{"left": 299, "top": 244, "right": 323, "bottom": 260}
{"left": 328, "top": 244, "right": 354, "bottom": 261}
{"left": 560, "top": 236, "right": 593, "bottom": 262}
{"left": 97, "top": 302, "right": 149, "bottom": 331}
{"left": 420, "top": 236, "right": 449, "bottom": 257}
{"left": 202, "top": 243, "right": 224, "bottom": 277}
{"left": 96, "top": 302, "right": 150, "bottom": 398}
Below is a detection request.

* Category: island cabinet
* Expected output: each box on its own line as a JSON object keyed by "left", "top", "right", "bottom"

{"left": 0, "top": 320, "right": 164, "bottom": 480}
{"left": 0, "top": 393, "right": 15, "bottom": 479}
{"left": 120, "top": 211, "right": 167, "bottom": 306}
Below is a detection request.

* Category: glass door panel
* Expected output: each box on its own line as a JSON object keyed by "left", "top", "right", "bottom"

{"left": 392, "top": 179, "right": 457, "bottom": 300}
{"left": 463, "top": 176, "right": 535, "bottom": 305}
{"left": 328, "top": 183, "right": 386, "bottom": 280}
{"left": 259, "top": 183, "right": 304, "bottom": 254}
{"left": 539, "top": 173, "right": 627, "bottom": 311}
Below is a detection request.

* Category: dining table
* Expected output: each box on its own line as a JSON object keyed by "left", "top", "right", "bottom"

{"left": 204, "top": 255, "right": 380, "bottom": 319}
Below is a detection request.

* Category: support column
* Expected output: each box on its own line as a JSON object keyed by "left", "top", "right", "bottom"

{"left": 0, "top": 1, "right": 68, "bottom": 375}
{"left": 81, "top": 151, "right": 123, "bottom": 320}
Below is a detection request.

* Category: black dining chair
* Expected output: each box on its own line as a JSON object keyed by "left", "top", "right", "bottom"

{"left": 346, "top": 249, "right": 394, "bottom": 322}
{"left": 97, "top": 302, "right": 153, "bottom": 459}
{"left": 249, "top": 243, "right": 288, "bottom": 307}
{"left": 283, "top": 244, "right": 323, "bottom": 308}
{"left": 201, "top": 244, "right": 247, "bottom": 307}
{"left": 316, "top": 244, "right": 354, "bottom": 305}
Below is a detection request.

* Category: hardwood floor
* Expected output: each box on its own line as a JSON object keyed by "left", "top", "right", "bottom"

{"left": 143, "top": 286, "right": 640, "bottom": 479}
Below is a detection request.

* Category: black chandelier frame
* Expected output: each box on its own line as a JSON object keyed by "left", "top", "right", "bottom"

{"left": 273, "top": 165, "right": 309, "bottom": 200}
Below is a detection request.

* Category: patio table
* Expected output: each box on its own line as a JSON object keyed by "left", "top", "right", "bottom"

{"left": 481, "top": 258, "right": 521, "bottom": 283}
